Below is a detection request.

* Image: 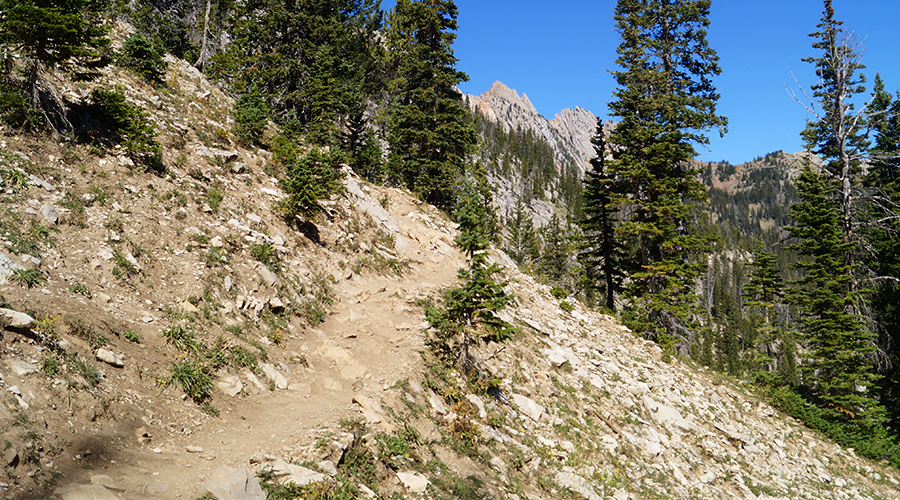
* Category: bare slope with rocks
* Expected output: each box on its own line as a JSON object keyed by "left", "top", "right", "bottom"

{"left": 0, "top": 44, "right": 898, "bottom": 500}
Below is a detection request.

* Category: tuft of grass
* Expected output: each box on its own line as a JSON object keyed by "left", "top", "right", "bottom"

{"left": 10, "top": 268, "right": 44, "bottom": 288}
{"left": 161, "top": 325, "right": 201, "bottom": 353}
{"left": 166, "top": 359, "right": 213, "bottom": 403}
{"left": 111, "top": 250, "right": 140, "bottom": 279}
{"left": 124, "top": 330, "right": 140, "bottom": 343}
{"left": 249, "top": 241, "right": 279, "bottom": 271}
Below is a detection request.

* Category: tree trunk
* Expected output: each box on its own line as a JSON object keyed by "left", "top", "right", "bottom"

{"left": 194, "top": 0, "right": 212, "bottom": 71}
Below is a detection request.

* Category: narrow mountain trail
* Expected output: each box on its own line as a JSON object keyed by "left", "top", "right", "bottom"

{"left": 62, "top": 182, "right": 468, "bottom": 499}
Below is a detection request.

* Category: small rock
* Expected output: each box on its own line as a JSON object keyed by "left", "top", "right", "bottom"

{"left": 4, "top": 447, "right": 18, "bottom": 467}
{"left": 196, "top": 466, "right": 266, "bottom": 500}
{"left": 96, "top": 348, "right": 124, "bottom": 368}
{"left": 0, "top": 308, "right": 34, "bottom": 329}
{"left": 261, "top": 363, "right": 289, "bottom": 389}
{"left": 40, "top": 204, "right": 58, "bottom": 224}
{"left": 143, "top": 480, "right": 169, "bottom": 495}
{"left": 397, "top": 471, "right": 430, "bottom": 494}
{"left": 186, "top": 445, "right": 204, "bottom": 453}
{"left": 318, "top": 460, "right": 338, "bottom": 476}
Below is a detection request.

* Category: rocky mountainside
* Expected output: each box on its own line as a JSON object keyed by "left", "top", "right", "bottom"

{"left": 0, "top": 44, "right": 898, "bottom": 500}
{"left": 465, "top": 81, "right": 597, "bottom": 178}
{"left": 465, "top": 82, "right": 598, "bottom": 224}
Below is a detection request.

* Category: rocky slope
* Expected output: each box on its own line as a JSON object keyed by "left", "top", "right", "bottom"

{"left": 0, "top": 41, "right": 897, "bottom": 500}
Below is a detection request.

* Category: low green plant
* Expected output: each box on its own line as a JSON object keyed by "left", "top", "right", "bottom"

{"left": 69, "top": 282, "right": 92, "bottom": 298}
{"left": 560, "top": 300, "right": 575, "bottom": 313}
{"left": 124, "top": 330, "right": 140, "bottom": 343}
{"left": 73, "top": 357, "right": 102, "bottom": 387}
{"left": 67, "top": 317, "right": 109, "bottom": 348}
{"left": 249, "top": 241, "right": 279, "bottom": 271}
{"left": 10, "top": 268, "right": 44, "bottom": 288}
{"left": 118, "top": 33, "right": 167, "bottom": 83}
{"left": 206, "top": 187, "right": 223, "bottom": 213}
{"left": 161, "top": 325, "right": 201, "bottom": 353}
{"left": 41, "top": 355, "right": 61, "bottom": 377}
{"left": 166, "top": 359, "right": 213, "bottom": 403}
{"left": 89, "top": 88, "right": 163, "bottom": 172}
{"left": 0, "top": 83, "right": 42, "bottom": 130}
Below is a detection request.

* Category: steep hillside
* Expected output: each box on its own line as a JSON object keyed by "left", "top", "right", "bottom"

{"left": 0, "top": 46, "right": 899, "bottom": 500}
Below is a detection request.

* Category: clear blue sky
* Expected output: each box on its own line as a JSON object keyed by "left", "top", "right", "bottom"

{"left": 381, "top": 1, "right": 900, "bottom": 164}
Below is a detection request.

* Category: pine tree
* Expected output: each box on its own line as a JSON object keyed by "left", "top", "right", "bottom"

{"left": 604, "top": 0, "right": 727, "bottom": 349}
{"left": 0, "top": 0, "right": 110, "bottom": 133}
{"left": 742, "top": 242, "right": 785, "bottom": 372}
{"left": 425, "top": 178, "right": 513, "bottom": 381}
{"left": 383, "top": 0, "right": 477, "bottom": 211}
{"left": 579, "top": 120, "right": 626, "bottom": 311}
{"left": 786, "top": 164, "right": 883, "bottom": 425}
{"left": 211, "top": 0, "right": 382, "bottom": 144}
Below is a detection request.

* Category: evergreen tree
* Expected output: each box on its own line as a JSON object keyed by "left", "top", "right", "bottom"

{"left": 579, "top": 119, "right": 626, "bottom": 311}
{"left": 798, "top": 0, "right": 869, "bottom": 276}
{"left": 604, "top": 0, "right": 727, "bottom": 350}
{"left": 0, "top": 0, "right": 110, "bottom": 133}
{"left": 211, "top": 0, "right": 382, "bottom": 144}
{"left": 383, "top": 0, "right": 477, "bottom": 210}
{"left": 425, "top": 178, "right": 513, "bottom": 380}
{"left": 742, "top": 242, "right": 785, "bottom": 372}
{"left": 786, "top": 164, "right": 883, "bottom": 425}
{"left": 503, "top": 199, "right": 540, "bottom": 272}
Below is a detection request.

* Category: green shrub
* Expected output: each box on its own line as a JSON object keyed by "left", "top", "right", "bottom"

{"left": 233, "top": 84, "right": 269, "bottom": 146}
{"left": 118, "top": 33, "right": 167, "bottom": 83}
{"left": 0, "top": 83, "right": 42, "bottom": 130}
{"left": 166, "top": 359, "right": 212, "bottom": 403}
{"left": 90, "top": 88, "right": 163, "bottom": 172}
{"left": 249, "top": 241, "right": 279, "bottom": 270}
{"left": 277, "top": 148, "right": 345, "bottom": 218}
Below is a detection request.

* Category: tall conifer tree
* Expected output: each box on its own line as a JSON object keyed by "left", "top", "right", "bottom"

{"left": 579, "top": 120, "right": 625, "bottom": 311}
{"left": 383, "top": 0, "right": 477, "bottom": 211}
{"left": 604, "top": 0, "right": 727, "bottom": 349}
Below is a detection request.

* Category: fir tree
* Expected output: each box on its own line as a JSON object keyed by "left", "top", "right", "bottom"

{"left": 786, "top": 164, "right": 883, "bottom": 425}
{"left": 425, "top": 178, "right": 513, "bottom": 381}
{"left": 503, "top": 199, "right": 540, "bottom": 272}
{"left": 0, "top": 0, "right": 110, "bottom": 133}
{"left": 383, "top": 0, "right": 477, "bottom": 210}
{"left": 211, "top": 0, "right": 382, "bottom": 144}
{"left": 742, "top": 242, "right": 785, "bottom": 372}
{"left": 798, "top": 0, "right": 869, "bottom": 276}
{"left": 579, "top": 119, "right": 626, "bottom": 311}
{"left": 604, "top": 0, "right": 727, "bottom": 350}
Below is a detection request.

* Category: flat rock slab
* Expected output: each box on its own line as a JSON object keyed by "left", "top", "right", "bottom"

{"left": 261, "top": 363, "right": 289, "bottom": 389}
{"left": 55, "top": 484, "right": 121, "bottom": 500}
{"left": 6, "top": 359, "right": 38, "bottom": 376}
{"left": 197, "top": 465, "right": 266, "bottom": 500}
{"left": 556, "top": 470, "right": 603, "bottom": 500}
{"left": 643, "top": 395, "right": 695, "bottom": 433}
{"left": 266, "top": 458, "right": 325, "bottom": 487}
{"left": 512, "top": 393, "right": 545, "bottom": 421}
{"left": 217, "top": 374, "right": 243, "bottom": 397}
{"left": 96, "top": 348, "right": 125, "bottom": 367}
{"left": 0, "top": 308, "right": 33, "bottom": 329}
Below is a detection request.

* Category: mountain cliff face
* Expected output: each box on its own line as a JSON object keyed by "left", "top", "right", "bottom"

{"left": 466, "top": 81, "right": 597, "bottom": 178}
{"left": 465, "top": 81, "right": 599, "bottom": 225}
